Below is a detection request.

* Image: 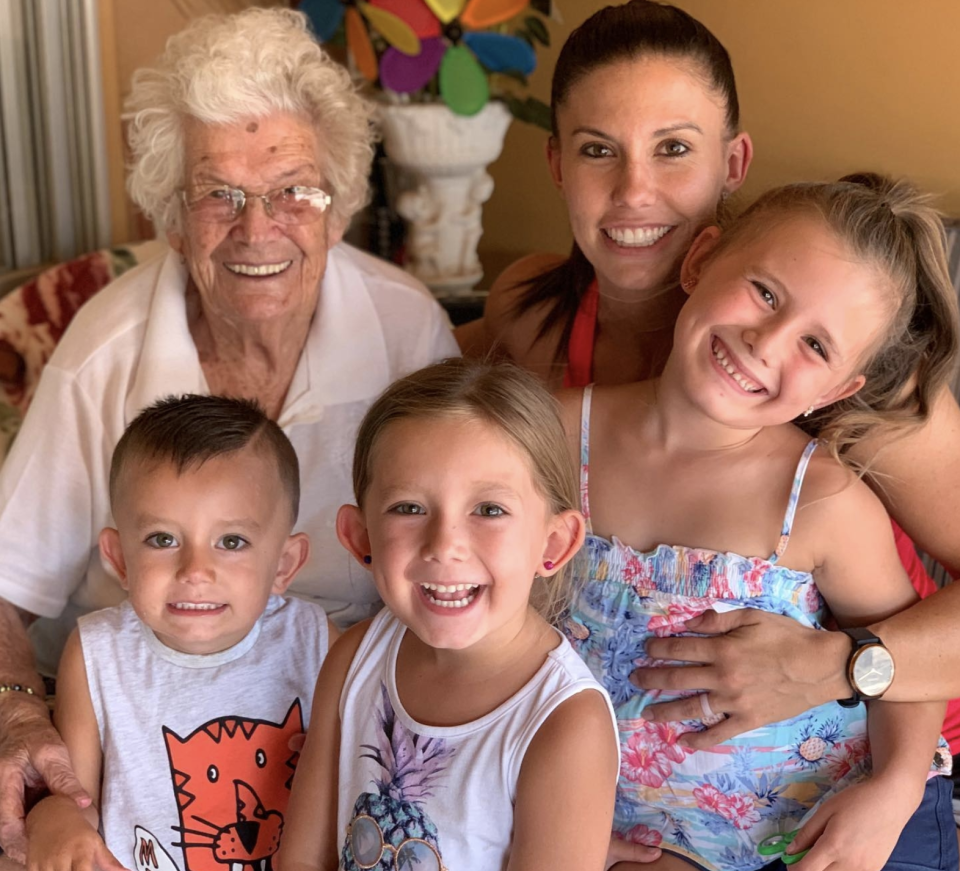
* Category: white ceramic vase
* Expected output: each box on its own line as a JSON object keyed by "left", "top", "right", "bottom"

{"left": 378, "top": 101, "right": 512, "bottom": 296}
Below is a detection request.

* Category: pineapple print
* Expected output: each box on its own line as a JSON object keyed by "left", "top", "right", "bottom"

{"left": 341, "top": 683, "right": 455, "bottom": 870}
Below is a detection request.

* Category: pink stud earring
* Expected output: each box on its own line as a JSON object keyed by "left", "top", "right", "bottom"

{"left": 681, "top": 277, "right": 697, "bottom": 291}
{"left": 543, "top": 560, "right": 555, "bottom": 571}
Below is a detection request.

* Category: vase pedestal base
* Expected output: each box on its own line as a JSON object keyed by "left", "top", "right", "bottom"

{"left": 379, "top": 102, "right": 512, "bottom": 300}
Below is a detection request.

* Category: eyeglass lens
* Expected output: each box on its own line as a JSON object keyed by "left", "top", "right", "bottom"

{"left": 349, "top": 816, "right": 441, "bottom": 871}
{"left": 185, "top": 186, "right": 328, "bottom": 225}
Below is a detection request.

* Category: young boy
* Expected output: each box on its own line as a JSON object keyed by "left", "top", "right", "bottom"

{"left": 26, "top": 394, "right": 336, "bottom": 871}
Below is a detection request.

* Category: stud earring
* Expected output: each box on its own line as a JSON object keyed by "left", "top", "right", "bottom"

{"left": 363, "top": 555, "right": 372, "bottom": 565}
{"left": 803, "top": 406, "right": 815, "bottom": 418}
{"left": 543, "top": 560, "right": 555, "bottom": 571}
{"left": 681, "top": 277, "right": 696, "bottom": 291}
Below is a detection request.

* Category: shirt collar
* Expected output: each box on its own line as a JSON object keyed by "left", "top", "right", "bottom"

{"left": 125, "top": 244, "right": 391, "bottom": 428}
{"left": 124, "top": 250, "right": 206, "bottom": 426}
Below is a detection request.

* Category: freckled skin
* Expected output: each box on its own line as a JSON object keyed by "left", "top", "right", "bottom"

{"left": 247, "top": 122, "right": 258, "bottom": 134}
{"left": 166, "top": 113, "right": 342, "bottom": 328}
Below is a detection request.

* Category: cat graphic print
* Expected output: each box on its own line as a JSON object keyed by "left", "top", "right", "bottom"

{"left": 132, "top": 701, "right": 303, "bottom": 871}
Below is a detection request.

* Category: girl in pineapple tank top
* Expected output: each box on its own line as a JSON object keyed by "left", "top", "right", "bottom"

{"left": 559, "top": 175, "right": 958, "bottom": 871}
{"left": 281, "top": 359, "right": 620, "bottom": 871}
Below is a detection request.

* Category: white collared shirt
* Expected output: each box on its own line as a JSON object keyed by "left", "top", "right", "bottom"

{"left": 0, "top": 243, "right": 458, "bottom": 674}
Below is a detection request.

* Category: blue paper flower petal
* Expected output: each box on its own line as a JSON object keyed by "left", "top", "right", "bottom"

{"left": 299, "top": 0, "right": 345, "bottom": 42}
{"left": 463, "top": 31, "right": 536, "bottom": 75}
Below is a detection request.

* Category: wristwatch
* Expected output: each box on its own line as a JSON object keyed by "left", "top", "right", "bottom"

{"left": 836, "top": 627, "right": 895, "bottom": 708}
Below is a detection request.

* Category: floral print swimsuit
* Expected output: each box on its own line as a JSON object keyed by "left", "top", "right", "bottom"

{"left": 564, "top": 386, "right": 926, "bottom": 871}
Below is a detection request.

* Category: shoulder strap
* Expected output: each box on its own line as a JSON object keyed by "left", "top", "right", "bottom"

{"left": 579, "top": 385, "right": 594, "bottom": 532}
{"left": 564, "top": 278, "right": 599, "bottom": 389}
{"left": 771, "top": 439, "right": 819, "bottom": 562}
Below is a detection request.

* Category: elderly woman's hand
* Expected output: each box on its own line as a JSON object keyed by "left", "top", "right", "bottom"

{"left": 0, "top": 694, "right": 90, "bottom": 862}
{"left": 631, "top": 609, "right": 853, "bottom": 749}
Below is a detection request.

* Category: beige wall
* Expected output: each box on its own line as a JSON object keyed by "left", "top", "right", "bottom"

{"left": 480, "top": 0, "right": 960, "bottom": 281}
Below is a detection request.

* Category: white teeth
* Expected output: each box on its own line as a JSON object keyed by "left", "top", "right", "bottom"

{"left": 420, "top": 583, "right": 476, "bottom": 593}
{"left": 604, "top": 226, "right": 671, "bottom": 247}
{"left": 712, "top": 341, "right": 763, "bottom": 393}
{"left": 420, "top": 584, "right": 480, "bottom": 609}
{"left": 225, "top": 260, "right": 292, "bottom": 277}
{"left": 171, "top": 602, "right": 221, "bottom": 611}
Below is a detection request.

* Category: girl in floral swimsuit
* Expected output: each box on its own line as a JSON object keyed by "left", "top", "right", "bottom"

{"left": 561, "top": 175, "right": 958, "bottom": 871}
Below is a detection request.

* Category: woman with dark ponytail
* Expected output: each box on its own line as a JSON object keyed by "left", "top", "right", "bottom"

{"left": 458, "top": 1, "right": 960, "bottom": 867}
{"left": 459, "top": 0, "right": 751, "bottom": 387}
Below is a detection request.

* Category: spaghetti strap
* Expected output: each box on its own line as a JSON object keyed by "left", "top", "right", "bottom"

{"left": 771, "top": 439, "right": 819, "bottom": 562}
{"left": 579, "top": 385, "right": 594, "bottom": 533}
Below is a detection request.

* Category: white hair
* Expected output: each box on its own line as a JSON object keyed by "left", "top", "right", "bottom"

{"left": 124, "top": 8, "right": 376, "bottom": 233}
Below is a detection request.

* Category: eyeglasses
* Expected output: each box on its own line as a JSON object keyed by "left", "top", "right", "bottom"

{"left": 347, "top": 815, "right": 448, "bottom": 871}
{"left": 179, "top": 184, "right": 332, "bottom": 225}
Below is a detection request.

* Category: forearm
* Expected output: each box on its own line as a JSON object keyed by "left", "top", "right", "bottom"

{"left": 0, "top": 599, "right": 43, "bottom": 691}
{"left": 0, "top": 599, "right": 49, "bottom": 730}
{"left": 867, "top": 582, "right": 960, "bottom": 702}
{"left": 864, "top": 698, "right": 946, "bottom": 808}
{"left": 790, "top": 583, "right": 960, "bottom": 708}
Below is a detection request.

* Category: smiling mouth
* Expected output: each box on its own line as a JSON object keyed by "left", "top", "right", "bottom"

{"left": 603, "top": 226, "right": 672, "bottom": 247}
{"left": 224, "top": 261, "right": 292, "bottom": 277}
{"left": 169, "top": 602, "right": 224, "bottom": 612}
{"left": 711, "top": 338, "right": 766, "bottom": 393}
{"left": 420, "top": 583, "right": 481, "bottom": 609}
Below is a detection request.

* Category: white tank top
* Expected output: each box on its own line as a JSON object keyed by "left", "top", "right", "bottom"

{"left": 336, "top": 609, "right": 617, "bottom": 871}
{"left": 78, "top": 596, "right": 328, "bottom": 871}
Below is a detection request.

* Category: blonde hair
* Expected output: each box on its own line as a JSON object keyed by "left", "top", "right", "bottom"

{"left": 125, "top": 8, "right": 376, "bottom": 233}
{"left": 352, "top": 359, "right": 581, "bottom": 625}
{"left": 712, "top": 173, "right": 960, "bottom": 468}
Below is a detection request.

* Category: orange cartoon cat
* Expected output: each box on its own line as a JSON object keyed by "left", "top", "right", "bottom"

{"left": 163, "top": 700, "right": 303, "bottom": 871}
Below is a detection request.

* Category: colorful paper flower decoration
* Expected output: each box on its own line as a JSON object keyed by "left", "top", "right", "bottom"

{"left": 300, "top": 0, "right": 539, "bottom": 117}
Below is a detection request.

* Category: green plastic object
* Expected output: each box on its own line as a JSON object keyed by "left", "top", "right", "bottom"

{"left": 439, "top": 45, "right": 489, "bottom": 116}
{"left": 757, "top": 831, "right": 809, "bottom": 864}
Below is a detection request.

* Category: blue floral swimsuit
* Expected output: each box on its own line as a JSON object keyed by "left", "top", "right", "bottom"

{"left": 564, "top": 386, "right": 950, "bottom": 871}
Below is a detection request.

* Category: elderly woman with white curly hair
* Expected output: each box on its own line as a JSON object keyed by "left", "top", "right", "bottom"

{"left": 0, "top": 9, "right": 457, "bottom": 860}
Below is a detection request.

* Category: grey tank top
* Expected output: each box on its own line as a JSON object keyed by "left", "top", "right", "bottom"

{"left": 78, "top": 596, "right": 328, "bottom": 871}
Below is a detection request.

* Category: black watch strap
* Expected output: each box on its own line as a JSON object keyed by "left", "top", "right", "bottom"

{"left": 836, "top": 627, "right": 882, "bottom": 708}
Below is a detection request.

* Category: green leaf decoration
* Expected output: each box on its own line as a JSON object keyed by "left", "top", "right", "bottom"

{"left": 504, "top": 94, "right": 551, "bottom": 131}
{"left": 529, "top": 0, "right": 560, "bottom": 21}
{"left": 440, "top": 45, "right": 489, "bottom": 115}
{"left": 523, "top": 15, "right": 549, "bottom": 46}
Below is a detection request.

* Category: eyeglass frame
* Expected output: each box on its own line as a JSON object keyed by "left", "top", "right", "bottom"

{"left": 178, "top": 183, "right": 333, "bottom": 225}
{"left": 345, "top": 815, "right": 449, "bottom": 871}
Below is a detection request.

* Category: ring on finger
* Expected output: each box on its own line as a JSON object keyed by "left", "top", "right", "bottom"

{"left": 699, "top": 692, "right": 728, "bottom": 727}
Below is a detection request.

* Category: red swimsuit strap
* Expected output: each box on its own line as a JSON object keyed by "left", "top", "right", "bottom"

{"left": 563, "top": 278, "right": 600, "bottom": 389}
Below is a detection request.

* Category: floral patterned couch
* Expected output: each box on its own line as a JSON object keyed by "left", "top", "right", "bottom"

{"left": 0, "top": 239, "right": 165, "bottom": 454}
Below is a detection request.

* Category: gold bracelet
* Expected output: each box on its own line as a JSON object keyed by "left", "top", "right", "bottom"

{"left": 0, "top": 684, "right": 36, "bottom": 695}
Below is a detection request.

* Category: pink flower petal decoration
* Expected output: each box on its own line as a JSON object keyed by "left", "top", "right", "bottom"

{"left": 370, "top": 0, "right": 442, "bottom": 38}
{"left": 379, "top": 37, "right": 445, "bottom": 93}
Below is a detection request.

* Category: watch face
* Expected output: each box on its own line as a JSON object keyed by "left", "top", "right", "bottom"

{"left": 852, "top": 644, "right": 895, "bottom": 698}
